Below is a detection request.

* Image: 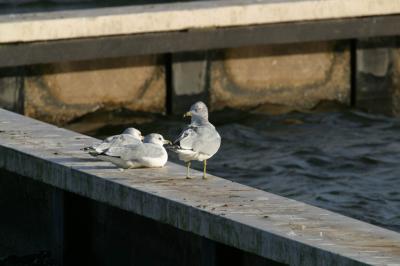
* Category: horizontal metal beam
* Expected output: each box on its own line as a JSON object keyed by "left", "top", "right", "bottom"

{"left": 1, "top": 15, "right": 400, "bottom": 67}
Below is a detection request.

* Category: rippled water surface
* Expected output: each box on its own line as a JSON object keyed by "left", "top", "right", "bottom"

{"left": 79, "top": 109, "right": 400, "bottom": 233}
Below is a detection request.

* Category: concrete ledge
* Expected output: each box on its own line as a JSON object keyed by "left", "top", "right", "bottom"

{"left": 0, "top": 108, "right": 400, "bottom": 265}
{"left": 1, "top": 15, "right": 400, "bottom": 68}
{"left": 0, "top": 0, "right": 400, "bottom": 43}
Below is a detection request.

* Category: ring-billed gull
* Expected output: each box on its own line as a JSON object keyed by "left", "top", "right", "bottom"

{"left": 83, "top": 127, "right": 143, "bottom": 155}
{"left": 170, "top": 101, "right": 221, "bottom": 179}
{"left": 91, "top": 133, "right": 171, "bottom": 169}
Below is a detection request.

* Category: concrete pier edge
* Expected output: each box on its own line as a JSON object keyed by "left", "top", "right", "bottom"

{"left": 0, "top": 108, "right": 400, "bottom": 265}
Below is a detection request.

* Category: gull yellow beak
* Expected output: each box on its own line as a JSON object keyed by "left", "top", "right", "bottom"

{"left": 163, "top": 140, "right": 172, "bottom": 145}
{"left": 183, "top": 111, "right": 192, "bottom": 118}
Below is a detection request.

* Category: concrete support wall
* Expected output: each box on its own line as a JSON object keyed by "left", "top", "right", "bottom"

{"left": 393, "top": 42, "right": 400, "bottom": 115}
{"left": 0, "top": 169, "right": 283, "bottom": 266}
{"left": 24, "top": 55, "right": 166, "bottom": 125}
{"left": 209, "top": 41, "right": 350, "bottom": 113}
{"left": 169, "top": 41, "right": 351, "bottom": 115}
{"left": 0, "top": 68, "right": 23, "bottom": 113}
{"left": 355, "top": 37, "right": 400, "bottom": 115}
{"left": 66, "top": 195, "right": 283, "bottom": 266}
{"left": 6, "top": 39, "right": 400, "bottom": 121}
{"left": 356, "top": 38, "right": 396, "bottom": 114}
{"left": 170, "top": 51, "right": 209, "bottom": 114}
{"left": 0, "top": 169, "right": 53, "bottom": 258}
{"left": 0, "top": 41, "right": 351, "bottom": 124}
{"left": 64, "top": 189, "right": 282, "bottom": 266}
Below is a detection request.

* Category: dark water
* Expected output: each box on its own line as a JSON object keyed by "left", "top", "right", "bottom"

{"left": 78, "top": 109, "right": 400, "bottom": 233}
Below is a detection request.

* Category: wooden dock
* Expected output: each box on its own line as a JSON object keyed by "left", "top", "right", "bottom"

{"left": 0, "top": 0, "right": 400, "bottom": 67}
{"left": 1, "top": 108, "right": 400, "bottom": 265}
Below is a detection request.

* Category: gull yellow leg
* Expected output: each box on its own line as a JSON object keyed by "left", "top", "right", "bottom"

{"left": 186, "top": 161, "right": 192, "bottom": 179}
{"left": 203, "top": 160, "right": 207, "bottom": 179}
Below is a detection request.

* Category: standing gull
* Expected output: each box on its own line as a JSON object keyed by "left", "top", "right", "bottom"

{"left": 91, "top": 133, "right": 171, "bottom": 169}
{"left": 83, "top": 127, "right": 143, "bottom": 156}
{"left": 170, "top": 101, "right": 221, "bottom": 179}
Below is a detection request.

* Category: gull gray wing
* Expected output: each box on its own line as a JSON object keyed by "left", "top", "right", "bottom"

{"left": 104, "top": 143, "right": 164, "bottom": 161}
{"left": 106, "top": 134, "right": 141, "bottom": 146}
{"left": 191, "top": 125, "right": 221, "bottom": 157}
{"left": 92, "top": 134, "right": 141, "bottom": 154}
{"left": 174, "top": 126, "right": 198, "bottom": 150}
{"left": 175, "top": 124, "right": 221, "bottom": 157}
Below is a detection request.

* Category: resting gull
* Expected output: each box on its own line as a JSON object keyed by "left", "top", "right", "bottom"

{"left": 91, "top": 133, "right": 171, "bottom": 169}
{"left": 170, "top": 101, "right": 221, "bottom": 179}
{"left": 83, "top": 127, "right": 143, "bottom": 155}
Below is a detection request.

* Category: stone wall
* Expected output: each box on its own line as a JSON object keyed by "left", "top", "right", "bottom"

{"left": 2, "top": 38, "right": 400, "bottom": 123}
{"left": 170, "top": 41, "right": 351, "bottom": 115}
{"left": 24, "top": 55, "right": 166, "bottom": 125}
{"left": 0, "top": 41, "right": 355, "bottom": 124}
{"left": 209, "top": 41, "right": 350, "bottom": 112}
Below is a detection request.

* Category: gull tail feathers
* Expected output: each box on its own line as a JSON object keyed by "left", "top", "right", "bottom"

{"left": 82, "top": 146, "right": 100, "bottom": 155}
{"left": 165, "top": 144, "right": 182, "bottom": 152}
{"left": 83, "top": 146, "right": 110, "bottom": 157}
{"left": 81, "top": 146, "right": 93, "bottom": 151}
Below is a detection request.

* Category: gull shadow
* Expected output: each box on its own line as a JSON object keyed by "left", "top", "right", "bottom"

{"left": 75, "top": 165, "right": 118, "bottom": 171}
{"left": 50, "top": 156, "right": 102, "bottom": 163}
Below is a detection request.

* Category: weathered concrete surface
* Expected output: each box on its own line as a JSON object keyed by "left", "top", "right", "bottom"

{"left": 171, "top": 52, "right": 209, "bottom": 114}
{"left": 1, "top": 108, "right": 400, "bottom": 265}
{"left": 0, "top": 0, "right": 400, "bottom": 43}
{"left": 355, "top": 37, "right": 400, "bottom": 116}
{"left": 24, "top": 56, "right": 165, "bottom": 124}
{"left": 0, "top": 68, "right": 23, "bottom": 112}
{"left": 391, "top": 41, "right": 400, "bottom": 116}
{"left": 210, "top": 42, "right": 350, "bottom": 111}
{"left": 356, "top": 38, "right": 395, "bottom": 115}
